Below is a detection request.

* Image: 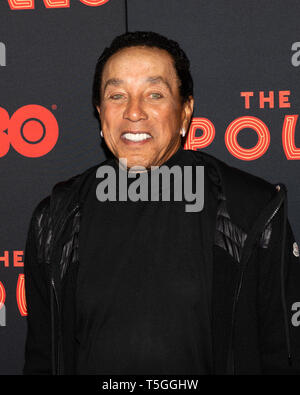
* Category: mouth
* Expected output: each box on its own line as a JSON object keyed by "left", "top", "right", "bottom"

{"left": 121, "top": 131, "right": 153, "bottom": 143}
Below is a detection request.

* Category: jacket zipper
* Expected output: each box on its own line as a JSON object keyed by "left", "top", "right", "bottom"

{"left": 227, "top": 186, "right": 285, "bottom": 374}
{"left": 51, "top": 278, "right": 60, "bottom": 375}
{"left": 50, "top": 203, "right": 80, "bottom": 375}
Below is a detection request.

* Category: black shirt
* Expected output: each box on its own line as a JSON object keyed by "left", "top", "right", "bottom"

{"left": 75, "top": 146, "right": 213, "bottom": 374}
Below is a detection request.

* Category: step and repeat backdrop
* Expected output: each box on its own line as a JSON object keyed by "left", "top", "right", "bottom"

{"left": 1, "top": 0, "right": 300, "bottom": 374}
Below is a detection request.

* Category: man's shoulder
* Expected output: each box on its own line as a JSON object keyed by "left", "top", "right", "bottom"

{"left": 187, "top": 148, "right": 276, "bottom": 192}
{"left": 31, "top": 158, "right": 111, "bottom": 225}
{"left": 186, "top": 149, "right": 279, "bottom": 231}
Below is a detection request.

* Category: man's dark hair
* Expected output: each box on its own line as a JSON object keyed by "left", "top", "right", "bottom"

{"left": 92, "top": 31, "right": 193, "bottom": 108}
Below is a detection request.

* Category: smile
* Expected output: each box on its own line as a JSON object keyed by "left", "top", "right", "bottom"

{"left": 122, "top": 132, "right": 152, "bottom": 143}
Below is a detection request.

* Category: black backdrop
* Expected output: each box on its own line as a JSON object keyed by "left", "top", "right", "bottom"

{"left": 1, "top": 0, "right": 299, "bottom": 374}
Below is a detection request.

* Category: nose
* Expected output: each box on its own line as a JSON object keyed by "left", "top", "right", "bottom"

{"left": 123, "top": 97, "right": 148, "bottom": 122}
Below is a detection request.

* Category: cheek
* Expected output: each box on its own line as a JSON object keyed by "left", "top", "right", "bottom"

{"left": 153, "top": 108, "right": 181, "bottom": 137}
{"left": 153, "top": 101, "right": 181, "bottom": 120}
{"left": 101, "top": 105, "right": 122, "bottom": 128}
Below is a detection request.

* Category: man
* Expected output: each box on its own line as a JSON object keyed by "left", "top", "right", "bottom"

{"left": 23, "top": 31, "right": 300, "bottom": 375}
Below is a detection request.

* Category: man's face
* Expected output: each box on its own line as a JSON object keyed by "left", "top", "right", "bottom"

{"left": 96, "top": 46, "right": 194, "bottom": 169}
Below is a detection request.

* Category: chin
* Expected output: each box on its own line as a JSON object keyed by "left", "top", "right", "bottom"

{"left": 119, "top": 146, "right": 167, "bottom": 169}
{"left": 127, "top": 159, "right": 149, "bottom": 170}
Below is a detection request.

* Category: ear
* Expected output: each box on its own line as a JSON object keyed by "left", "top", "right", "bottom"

{"left": 182, "top": 96, "right": 194, "bottom": 131}
{"left": 96, "top": 105, "right": 101, "bottom": 116}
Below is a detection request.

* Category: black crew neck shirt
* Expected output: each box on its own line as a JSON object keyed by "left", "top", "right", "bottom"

{"left": 75, "top": 146, "right": 213, "bottom": 374}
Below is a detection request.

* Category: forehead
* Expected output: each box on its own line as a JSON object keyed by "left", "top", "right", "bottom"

{"left": 101, "top": 46, "right": 178, "bottom": 86}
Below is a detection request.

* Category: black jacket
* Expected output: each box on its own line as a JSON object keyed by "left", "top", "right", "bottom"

{"left": 23, "top": 149, "right": 300, "bottom": 375}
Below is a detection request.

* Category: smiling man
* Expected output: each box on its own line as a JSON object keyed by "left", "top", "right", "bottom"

{"left": 96, "top": 45, "right": 193, "bottom": 169}
{"left": 23, "top": 31, "right": 300, "bottom": 375}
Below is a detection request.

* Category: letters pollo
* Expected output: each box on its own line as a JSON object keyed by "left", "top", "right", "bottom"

{"left": 8, "top": 0, "right": 110, "bottom": 10}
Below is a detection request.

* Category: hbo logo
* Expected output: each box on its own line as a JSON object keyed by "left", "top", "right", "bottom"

{"left": 0, "top": 105, "right": 59, "bottom": 158}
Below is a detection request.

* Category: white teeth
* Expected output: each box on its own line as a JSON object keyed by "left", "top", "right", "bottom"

{"left": 123, "top": 133, "right": 152, "bottom": 142}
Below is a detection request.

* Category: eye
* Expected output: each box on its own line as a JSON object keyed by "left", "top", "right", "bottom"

{"left": 110, "top": 94, "right": 124, "bottom": 100}
{"left": 150, "top": 92, "right": 163, "bottom": 99}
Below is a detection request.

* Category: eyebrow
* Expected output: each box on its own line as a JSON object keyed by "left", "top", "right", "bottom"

{"left": 103, "top": 78, "right": 124, "bottom": 92}
{"left": 146, "top": 76, "right": 173, "bottom": 93}
{"left": 103, "top": 76, "right": 173, "bottom": 93}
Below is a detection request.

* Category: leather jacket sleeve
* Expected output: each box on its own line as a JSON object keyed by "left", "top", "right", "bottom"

{"left": 258, "top": 205, "right": 300, "bottom": 374}
{"left": 23, "top": 197, "right": 52, "bottom": 375}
